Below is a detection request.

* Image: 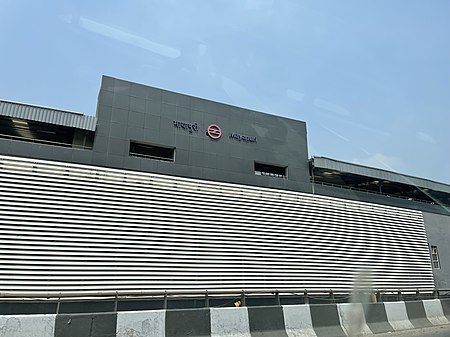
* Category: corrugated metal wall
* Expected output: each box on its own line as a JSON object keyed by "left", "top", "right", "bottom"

{"left": 0, "top": 100, "right": 97, "bottom": 131}
{"left": 312, "top": 156, "right": 450, "bottom": 194}
{"left": 0, "top": 155, "right": 434, "bottom": 292}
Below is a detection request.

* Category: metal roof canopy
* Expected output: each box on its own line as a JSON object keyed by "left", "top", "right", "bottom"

{"left": 311, "top": 156, "right": 450, "bottom": 195}
{"left": 0, "top": 100, "right": 97, "bottom": 131}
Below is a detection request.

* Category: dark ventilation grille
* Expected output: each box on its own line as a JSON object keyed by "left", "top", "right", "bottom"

{"left": 254, "top": 162, "right": 287, "bottom": 178}
{"left": 129, "top": 141, "right": 175, "bottom": 161}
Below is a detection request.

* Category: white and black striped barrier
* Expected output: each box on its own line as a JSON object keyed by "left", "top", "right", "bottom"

{"left": 1, "top": 299, "right": 449, "bottom": 337}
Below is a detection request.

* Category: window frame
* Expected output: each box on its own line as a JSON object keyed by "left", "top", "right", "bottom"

{"left": 254, "top": 161, "right": 288, "bottom": 178}
{"left": 129, "top": 140, "right": 175, "bottom": 162}
{"left": 430, "top": 245, "right": 441, "bottom": 269}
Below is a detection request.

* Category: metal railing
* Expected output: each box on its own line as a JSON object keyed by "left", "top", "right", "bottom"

{"left": 0, "top": 133, "right": 92, "bottom": 149}
{"left": 1, "top": 288, "right": 449, "bottom": 309}
{"left": 312, "top": 180, "right": 450, "bottom": 207}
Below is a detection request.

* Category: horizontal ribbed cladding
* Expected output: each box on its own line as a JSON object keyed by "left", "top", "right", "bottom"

{"left": 0, "top": 155, "right": 434, "bottom": 292}
{"left": 0, "top": 100, "right": 97, "bottom": 131}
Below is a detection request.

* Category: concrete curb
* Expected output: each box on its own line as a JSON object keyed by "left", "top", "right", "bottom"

{"left": 2, "top": 300, "right": 450, "bottom": 337}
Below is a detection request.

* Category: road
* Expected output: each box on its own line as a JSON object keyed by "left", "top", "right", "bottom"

{"left": 374, "top": 325, "right": 450, "bottom": 337}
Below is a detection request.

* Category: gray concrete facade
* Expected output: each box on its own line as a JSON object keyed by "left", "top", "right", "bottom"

{"left": 0, "top": 75, "right": 311, "bottom": 193}
{"left": 423, "top": 212, "right": 450, "bottom": 288}
{"left": 95, "top": 75, "right": 311, "bottom": 192}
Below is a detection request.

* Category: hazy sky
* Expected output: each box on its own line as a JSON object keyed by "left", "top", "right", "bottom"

{"left": 1, "top": 0, "right": 449, "bottom": 183}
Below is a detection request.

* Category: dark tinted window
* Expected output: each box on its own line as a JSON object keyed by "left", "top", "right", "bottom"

{"left": 129, "top": 141, "right": 174, "bottom": 161}
{"left": 254, "top": 162, "right": 287, "bottom": 178}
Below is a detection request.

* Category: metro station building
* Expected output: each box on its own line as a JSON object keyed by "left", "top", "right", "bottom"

{"left": 0, "top": 76, "right": 449, "bottom": 294}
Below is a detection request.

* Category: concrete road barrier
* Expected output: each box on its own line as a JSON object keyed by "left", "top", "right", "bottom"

{"left": 0, "top": 314, "right": 55, "bottom": 337}
{"left": 404, "top": 301, "right": 433, "bottom": 329}
{"left": 363, "top": 302, "right": 394, "bottom": 334}
{"left": 282, "top": 304, "right": 316, "bottom": 337}
{"left": 54, "top": 312, "right": 117, "bottom": 337}
{"left": 440, "top": 299, "right": 450, "bottom": 322}
{"left": 422, "top": 299, "right": 450, "bottom": 325}
{"left": 210, "top": 307, "right": 251, "bottom": 337}
{"left": 247, "top": 306, "right": 288, "bottom": 337}
{"left": 116, "top": 309, "right": 165, "bottom": 337}
{"left": 2, "top": 299, "right": 450, "bottom": 336}
{"left": 384, "top": 301, "right": 415, "bottom": 331}
{"left": 165, "top": 308, "right": 211, "bottom": 337}
{"left": 338, "top": 303, "right": 372, "bottom": 336}
{"left": 309, "top": 304, "right": 346, "bottom": 337}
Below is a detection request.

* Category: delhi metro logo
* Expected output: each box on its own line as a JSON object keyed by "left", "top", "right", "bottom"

{"left": 207, "top": 124, "right": 222, "bottom": 139}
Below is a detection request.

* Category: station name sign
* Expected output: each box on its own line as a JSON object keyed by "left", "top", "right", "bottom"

{"left": 230, "top": 132, "right": 257, "bottom": 143}
{"left": 173, "top": 120, "right": 199, "bottom": 133}
{"left": 173, "top": 120, "right": 256, "bottom": 143}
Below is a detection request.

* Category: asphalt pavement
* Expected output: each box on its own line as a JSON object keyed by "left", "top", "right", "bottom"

{"left": 374, "top": 325, "right": 450, "bottom": 337}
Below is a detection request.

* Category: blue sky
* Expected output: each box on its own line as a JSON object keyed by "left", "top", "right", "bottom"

{"left": 1, "top": 0, "right": 449, "bottom": 183}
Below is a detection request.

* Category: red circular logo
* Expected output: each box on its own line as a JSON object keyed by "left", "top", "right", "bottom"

{"left": 207, "top": 124, "right": 222, "bottom": 139}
